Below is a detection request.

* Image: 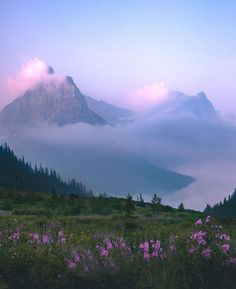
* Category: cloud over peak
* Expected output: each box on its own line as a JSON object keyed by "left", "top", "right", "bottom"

{"left": 127, "top": 82, "right": 170, "bottom": 112}
{"left": 6, "top": 58, "right": 49, "bottom": 95}
{"left": 0, "top": 58, "right": 63, "bottom": 109}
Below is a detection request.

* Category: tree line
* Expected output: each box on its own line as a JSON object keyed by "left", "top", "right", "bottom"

{"left": 0, "top": 143, "right": 92, "bottom": 196}
{"left": 204, "top": 188, "right": 236, "bottom": 218}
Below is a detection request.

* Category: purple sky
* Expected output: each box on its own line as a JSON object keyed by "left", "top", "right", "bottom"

{"left": 1, "top": 0, "right": 236, "bottom": 115}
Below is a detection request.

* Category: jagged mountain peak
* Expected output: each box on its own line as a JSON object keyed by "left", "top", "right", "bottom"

{"left": 154, "top": 90, "right": 216, "bottom": 118}
{"left": 47, "top": 66, "right": 54, "bottom": 74}
{"left": 196, "top": 91, "right": 207, "bottom": 98}
{"left": 65, "top": 76, "right": 74, "bottom": 84}
{"left": 0, "top": 72, "right": 107, "bottom": 131}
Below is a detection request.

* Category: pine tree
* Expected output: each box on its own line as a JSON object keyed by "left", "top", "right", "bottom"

{"left": 139, "top": 193, "right": 145, "bottom": 207}
{"left": 204, "top": 204, "right": 212, "bottom": 213}
{"left": 151, "top": 193, "right": 161, "bottom": 212}
{"left": 125, "top": 194, "right": 135, "bottom": 218}
{"left": 178, "top": 202, "right": 184, "bottom": 211}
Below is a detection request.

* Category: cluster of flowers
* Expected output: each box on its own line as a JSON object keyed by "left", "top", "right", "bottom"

{"left": 188, "top": 216, "right": 236, "bottom": 264}
{"left": 3, "top": 216, "right": 236, "bottom": 273}
{"left": 7, "top": 229, "right": 66, "bottom": 245}
{"left": 67, "top": 249, "right": 81, "bottom": 270}
{"left": 9, "top": 229, "right": 20, "bottom": 241}
{"left": 96, "top": 237, "right": 129, "bottom": 257}
{"left": 67, "top": 237, "right": 129, "bottom": 271}
{"left": 139, "top": 235, "right": 178, "bottom": 261}
{"left": 28, "top": 230, "right": 66, "bottom": 245}
{"left": 139, "top": 240, "right": 164, "bottom": 261}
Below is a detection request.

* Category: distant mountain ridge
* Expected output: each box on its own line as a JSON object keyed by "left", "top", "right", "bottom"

{"left": 84, "top": 95, "right": 135, "bottom": 125}
{"left": 0, "top": 66, "right": 137, "bottom": 132}
{"left": 154, "top": 91, "right": 217, "bottom": 118}
{"left": 0, "top": 62, "right": 217, "bottom": 133}
{"left": 0, "top": 68, "right": 107, "bottom": 130}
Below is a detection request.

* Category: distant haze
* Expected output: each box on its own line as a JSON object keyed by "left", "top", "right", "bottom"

{"left": 4, "top": 112, "right": 236, "bottom": 210}
{"left": 1, "top": 60, "right": 236, "bottom": 210}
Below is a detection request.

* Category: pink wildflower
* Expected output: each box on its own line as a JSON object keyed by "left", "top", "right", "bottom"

{"left": 195, "top": 219, "right": 203, "bottom": 226}
{"left": 42, "top": 234, "right": 50, "bottom": 245}
{"left": 67, "top": 260, "right": 76, "bottom": 270}
{"left": 202, "top": 248, "right": 212, "bottom": 259}
{"left": 205, "top": 216, "right": 211, "bottom": 223}
{"left": 118, "top": 237, "right": 127, "bottom": 250}
{"left": 71, "top": 249, "right": 80, "bottom": 263}
{"left": 100, "top": 248, "right": 109, "bottom": 256}
{"left": 10, "top": 230, "right": 20, "bottom": 241}
{"left": 29, "top": 232, "right": 40, "bottom": 244}
{"left": 140, "top": 240, "right": 163, "bottom": 260}
{"left": 139, "top": 243, "right": 144, "bottom": 249}
{"left": 222, "top": 244, "right": 230, "bottom": 253}
{"left": 219, "top": 234, "right": 231, "bottom": 241}
{"left": 188, "top": 246, "right": 197, "bottom": 254}
{"left": 143, "top": 241, "right": 149, "bottom": 252}
{"left": 103, "top": 238, "right": 113, "bottom": 250}
{"left": 225, "top": 257, "right": 236, "bottom": 265}
{"left": 190, "top": 231, "right": 207, "bottom": 245}
{"left": 151, "top": 251, "right": 158, "bottom": 257}
{"left": 143, "top": 252, "right": 150, "bottom": 261}
{"left": 58, "top": 231, "right": 66, "bottom": 244}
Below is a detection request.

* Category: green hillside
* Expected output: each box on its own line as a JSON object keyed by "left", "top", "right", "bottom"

{"left": 0, "top": 143, "right": 92, "bottom": 196}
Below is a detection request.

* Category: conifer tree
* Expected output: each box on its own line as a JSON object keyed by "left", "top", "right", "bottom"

{"left": 151, "top": 193, "right": 161, "bottom": 212}
{"left": 178, "top": 202, "right": 184, "bottom": 211}
{"left": 125, "top": 194, "right": 135, "bottom": 218}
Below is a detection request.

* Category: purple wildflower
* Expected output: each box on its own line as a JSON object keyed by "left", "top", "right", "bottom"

{"left": 42, "top": 234, "right": 51, "bottom": 245}
{"left": 143, "top": 252, "right": 150, "bottom": 261}
{"left": 222, "top": 244, "right": 230, "bottom": 253}
{"left": 71, "top": 249, "right": 80, "bottom": 263}
{"left": 195, "top": 219, "right": 203, "bottom": 226}
{"left": 190, "top": 231, "right": 207, "bottom": 245}
{"left": 29, "top": 232, "right": 40, "bottom": 244}
{"left": 58, "top": 231, "right": 66, "bottom": 244}
{"left": 100, "top": 248, "right": 109, "bottom": 256}
{"left": 10, "top": 230, "right": 20, "bottom": 241}
{"left": 202, "top": 248, "right": 212, "bottom": 259}
{"left": 225, "top": 257, "right": 236, "bottom": 265}
{"left": 67, "top": 260, "right": 76, "bottom": 270}
{"left": 103, "top": 238, "right": 113, "bottom": 250}
{"left": 219, "top": 234, "right": 231, "bottom": 241}
{"left": 205, "top": 216, "right": 211, "bottom": 223}
{"left": 188, "top": 246, "right": 197, "bottom": 254}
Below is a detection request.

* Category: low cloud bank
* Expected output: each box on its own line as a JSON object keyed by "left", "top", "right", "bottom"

{"left": 4, "top": 112, "right": 236, "bottom": 210}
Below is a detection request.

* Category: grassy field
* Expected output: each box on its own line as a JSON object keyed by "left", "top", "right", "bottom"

{"left": 0, "top": 196, "right": 236, "bottom": 289}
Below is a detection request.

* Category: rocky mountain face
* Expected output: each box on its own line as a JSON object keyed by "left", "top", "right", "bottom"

{"left": 0, "top": 71, "right": 107, "bottom": 130}
{"left": 154, "top": 91, "right": 217, "bottom": 118}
